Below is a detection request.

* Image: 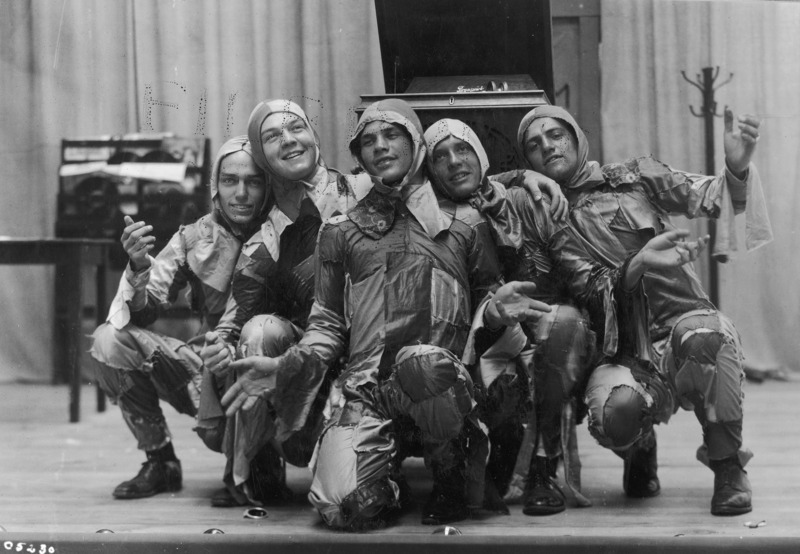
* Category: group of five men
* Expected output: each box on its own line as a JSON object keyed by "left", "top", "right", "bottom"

{"left": 88, "top": 95, "right": 763, "bottom": 531}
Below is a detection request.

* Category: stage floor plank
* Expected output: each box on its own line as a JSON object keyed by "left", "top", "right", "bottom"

{"left": 1, "top": 377, "right": 798, "bottom": 544}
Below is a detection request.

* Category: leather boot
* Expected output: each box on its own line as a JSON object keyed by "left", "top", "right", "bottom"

{"left": 623, "top": 440, "right": 661, "bottom": 498}
{"left": 247, "top": 444, "right": 293, "bottom": 505}
{"left": 113, "top": 444, "right": 182, "bottom": 499}
{"left": 421, "top": 465, "right": 469, "bottom": 525}
{"left": 482, "top": 421, "right": 522, "bottom": 514}
{"left": 522, "top": 456, "right": 565, "bottom": 516}
{"left": 710, "top": 457, "right": 752, "bottom": 516}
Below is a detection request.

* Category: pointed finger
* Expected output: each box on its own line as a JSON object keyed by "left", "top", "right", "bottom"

{"left": 228, "top": 359, "right": 249, "bottom": 372}
{"left": 225, "top": 392, "right": 248, "bottom": 417}
{"left": 512, "top": 280, "right": 538, "bottom": 297}
{"left": 221, "top": 381, "right": 243, "bottom": 407}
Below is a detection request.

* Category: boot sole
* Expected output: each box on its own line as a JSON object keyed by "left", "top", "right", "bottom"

{"left": 522, "top": 504, "right": 566, "bottom": 516}
{"left": 711, "top": 503, "right": 752, "bottom": 516}
{"left": 421, "top": 511, "right": 469, "bottom": 526}
{"left": 624, "top": 482, "right": 661, "bottom": 498}
{"left": 113, "top": 483, "right": 182, "bottom": 500}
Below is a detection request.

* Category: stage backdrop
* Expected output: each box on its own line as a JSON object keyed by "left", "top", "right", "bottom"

{"left": 0, "top": 0, "right": 384, "bottom": 382}
{"left": 600, "top": 0, "right": 799, "bottom": 374}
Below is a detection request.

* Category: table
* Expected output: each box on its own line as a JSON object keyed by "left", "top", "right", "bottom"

{"left": 0, "top": 238, "right": 115, "bottom": 422}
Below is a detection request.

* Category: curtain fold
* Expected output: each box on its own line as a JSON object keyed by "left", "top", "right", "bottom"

{"left": 601, "top": 0, "right": 800, "bottom": 372}
{"left": 0, "top": 0, "right": 383, "bottom": 382}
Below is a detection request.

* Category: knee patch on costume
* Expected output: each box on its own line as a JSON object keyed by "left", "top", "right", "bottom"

{"left": 384, "top": 344, "right": 475, "bottom": 442}
{"left": 480, "top": 373, "right": 528, "bottom": 431}
{"left": 585, "top": 364, "right": 653, "bottom": 451}
{"left": 239, "top": 314, "right": 301, "bottom": 358}
{"left": 531, "top": 305, "right": 594, "bottom": 397}
{"left": 308, "top": 414, "right": 399, "bottom": 531}
{"left": 672, "top": 320, "right": 725, "bottom": 366}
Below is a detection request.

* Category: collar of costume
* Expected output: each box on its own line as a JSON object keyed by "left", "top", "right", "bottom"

{"left": 517, "top": 105, "right": 605, "bottom": 192}
{"left": 423, "top": 118, "right": 520, "bottom": 249}
{"left": 349, "top": 180, "right": 451, "bottom": 240}
{"left": 188, "top": 135, "right": 265, "bottom": 292}
{"left": 347, "top": 99, "right": 449, "bottom": 238}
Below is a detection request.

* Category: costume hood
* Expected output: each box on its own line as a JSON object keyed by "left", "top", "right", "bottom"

{"left": 517, "top": 105, "right": 605, "bottom": 192}
{"left": 209, "top": 135, "right": 268, "bottom": 238}
{"left": 348, "top": 98, "right": 427, "bottom": 195}
{"left": 247, "top": 99, "right": 323, "bottom": 174}
{"left": 423, "top": 118, "right": 490, "bottom": 198}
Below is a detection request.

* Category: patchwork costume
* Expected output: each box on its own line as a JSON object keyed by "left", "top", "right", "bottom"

{"left": 517, "top": 105, "right": 772, "bottom": 515}
{"left": 261, "top": 100, "right": 505, "bottom": 530}
{"left": 202, "top": 100, "right": 372, "bottom": 505}
{"left": 89, "top": 137, "right": 267, "bottom": 498}
{"left": 424, "top": 119, "right": 644, "bottom": 514}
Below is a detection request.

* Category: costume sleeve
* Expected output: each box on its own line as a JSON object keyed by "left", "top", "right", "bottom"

{"left": 486, "top": 169, "right": 528, "bottom": 189}
{"left": 114, "top": 229, "right": 190, "bottom": 329}
{"left": 271, "top": 221, "right": 347, "bottom": 440}
{"left": 514, "top": 190, "right": 641, "bottom": 358}
{"left": 214, "top": 242, "right": 269, "bottom": 345}
{"left": 463, "top": 215, "right": 514, "bottom": 363}
{"left": 615, "top": 156, "right": 751, "bottom": 219}
{"left": 466, "top": 218, "right": 504, "bottom": 311}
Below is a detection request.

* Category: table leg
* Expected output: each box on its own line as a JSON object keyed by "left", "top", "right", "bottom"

{"left": 95, "top": 256, "right": 107, "bottom": 413}
{"left": 58, "top": 250, "right": 83, "bottom": 423}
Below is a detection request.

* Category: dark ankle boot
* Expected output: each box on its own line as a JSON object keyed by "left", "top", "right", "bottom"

{"left": 482, "top": 421, "right": 522, "bottom": 514}
{"left": 113, "top": 444, "right": 182, "bottom": 499}
{"left": 522, "top": 456, "right": 565, "bottom": 516}
{"left": 421, "top": 465, "right": 469, "bottom": 525}
{"left": 623, "top": 440, "right": 661, "bottom": 498}
{"left": 247, "top": 444, "right": 293, "bottom": 505}
{"left": 710, "top": 457, "right": 752, "bottom": 516}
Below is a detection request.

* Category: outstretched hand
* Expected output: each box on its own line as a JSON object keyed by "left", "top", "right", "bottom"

{"left": 220, "top": 356, "right": 279, "bottom": 417}
{"left": 723, "top": 107, "right": 761, "bottom": 177}
{"left": 485, "top": 281, "right": 552, "bottom": 328}
{"left": 640, "top": 229, "right": 709, "bottom": 269}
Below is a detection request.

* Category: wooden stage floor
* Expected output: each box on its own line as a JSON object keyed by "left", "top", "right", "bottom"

{"left": 1, "top": 377, "right": 799, "bottom": 552}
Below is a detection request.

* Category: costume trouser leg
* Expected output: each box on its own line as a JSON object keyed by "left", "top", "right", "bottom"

{"left": 530, "top": 305, "right": 594, "bottom": 458}
{"left": 475, "top": 325, "right": 529, "bottom": 501}
{"left": 584, "top": 309, "right": 750, "bottom": 466}
{"left": 669, "top": 311, "right": 750, "bottom": 466}
{"left": 221, "top": 314, "right": 308, "bottom": 503}
{"left": 511, "top": 305, "right": 595, "bottom": 510}
{"left": 89, "top": 323, "right": 202, "bottom": 451}
{"left": 308, "top": 344, "right": 478, "bottom": 531}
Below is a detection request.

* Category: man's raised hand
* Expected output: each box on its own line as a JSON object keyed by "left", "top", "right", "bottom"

{"left": 723, "top": 107, "right": 761, "bottom": 177}
{"left": 121, "top": 215, "right": 156, "bottom": 271}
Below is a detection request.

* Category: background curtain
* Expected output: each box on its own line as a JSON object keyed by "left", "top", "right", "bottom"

{"left": 0, "top": 0, "right": 383, "bottom": 382}
{"left": 601, "top": 0, "right": 800, "bottom": 373}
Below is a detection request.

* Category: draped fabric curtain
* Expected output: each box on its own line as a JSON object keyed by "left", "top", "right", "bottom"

{"left": 0, "top": 0, "right": 383, "bottom": 382}
{"left": 601, "top": 0, "right": 800, "bottom": 372}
